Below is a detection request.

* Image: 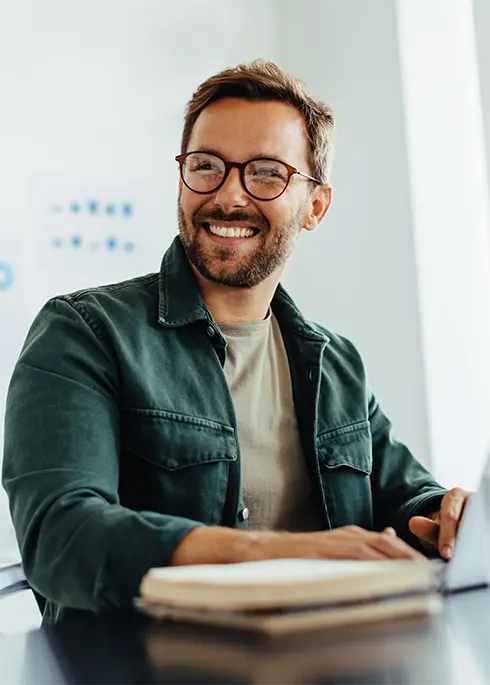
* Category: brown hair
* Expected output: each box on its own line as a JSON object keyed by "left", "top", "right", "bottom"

{"left": 181, "top": 59, "right": 335, "bottom": 183}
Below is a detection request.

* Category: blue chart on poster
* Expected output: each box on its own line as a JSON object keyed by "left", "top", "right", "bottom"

{"left": 30, "top": 184, "right": 154, "bottom": 303}
{"left": 49, "top": 199, "right": 137, "bottom": 253}
{"left": 0, "top": 263, "right": 14, "bottom": 292}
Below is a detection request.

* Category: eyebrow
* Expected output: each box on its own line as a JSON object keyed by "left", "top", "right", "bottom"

{"left": 191, "top": 147, "right": 286, "bottom": 163}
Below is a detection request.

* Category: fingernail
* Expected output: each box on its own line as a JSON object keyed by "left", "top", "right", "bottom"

{"left": 442, "top": 545, "right": 453, "bottom": 559}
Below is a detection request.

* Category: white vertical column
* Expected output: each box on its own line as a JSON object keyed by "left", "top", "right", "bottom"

{"left": 473, "top": 0, "right": 490, "bottom": 197}
{"left": 396, "top": 0, "right": 490, "bottom": 489}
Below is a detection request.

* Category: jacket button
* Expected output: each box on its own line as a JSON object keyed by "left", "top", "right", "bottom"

{"left": 206, "top": 325, "right": 215, "bottom": 338}
{"left": 239, "top": 507, "right": 249, "bottom": 522}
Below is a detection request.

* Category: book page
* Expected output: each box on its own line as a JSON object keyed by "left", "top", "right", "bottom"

{"left": 147, "top": 558, "right": 415, "bottom": 585}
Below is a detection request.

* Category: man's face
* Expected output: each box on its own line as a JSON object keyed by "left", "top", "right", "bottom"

{"left": 178, "top": 98, "right": 317, "bottom": 289}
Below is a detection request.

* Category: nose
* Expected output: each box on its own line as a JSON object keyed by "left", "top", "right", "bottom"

{"left": 213, "top": 167, "right": 249, "bottom": 211}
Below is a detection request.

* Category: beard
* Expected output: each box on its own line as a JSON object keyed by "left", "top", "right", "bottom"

{"left": 178, "top": 203, "right": 304, "bottom": 289}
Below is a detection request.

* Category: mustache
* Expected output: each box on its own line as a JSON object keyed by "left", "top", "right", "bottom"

{"left": 193, "top": 208, "right": 269, "bottom": 232}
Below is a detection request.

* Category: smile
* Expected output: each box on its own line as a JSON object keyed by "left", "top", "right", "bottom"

{"left": 202, "top": 222, "right": 260, "bottom": 239}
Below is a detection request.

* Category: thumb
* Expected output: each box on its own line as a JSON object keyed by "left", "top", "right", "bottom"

{"left": 409, "top": 516, "right": 439, "bottom": 547}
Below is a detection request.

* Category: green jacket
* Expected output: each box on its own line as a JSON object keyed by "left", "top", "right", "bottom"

{"left": 2, "top": 237, "right": 445, "bottom": 623}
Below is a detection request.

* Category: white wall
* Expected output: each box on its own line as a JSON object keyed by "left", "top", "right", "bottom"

{"left": 0, "top": 0, "right": 279, "bottom": 561}
{"left": 278, "top": 0, "right": 432, "bottom": 468}
{"left": 278, "top": 0, "right": 490, "bottom": 490}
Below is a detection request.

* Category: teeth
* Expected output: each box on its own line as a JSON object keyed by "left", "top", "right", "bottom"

{"left": 208, "top": 224, "right": 255, "bottom": 238}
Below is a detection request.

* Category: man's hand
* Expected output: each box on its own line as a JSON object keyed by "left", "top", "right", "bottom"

{"left": 170, "top": 524, "right": 426, "bottom": 566}
{"left": 272, "top": 525, "right": 426, "bottom": 562}
{"left": 408, "top": 488, "right": 471, "bottom": 560}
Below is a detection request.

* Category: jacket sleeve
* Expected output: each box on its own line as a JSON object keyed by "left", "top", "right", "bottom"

{"left": 369, "top": 392, "right": 446, "bottom": 547}
{"left": 2, "top": 297, "right": 203, "bottom": 612}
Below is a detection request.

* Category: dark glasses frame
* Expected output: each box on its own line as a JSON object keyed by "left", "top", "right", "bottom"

{"left": 175, "top": 151, "right": 322, "bottom": 201}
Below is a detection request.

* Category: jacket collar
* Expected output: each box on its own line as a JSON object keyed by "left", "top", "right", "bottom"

{"left": 157, "top": 237, "right": 209, "bottom": 327}
{"left": 157, "top": 236, "right": 328, "bottom": 342}
{"left": 273, "top": 285, "right": 330, "bottom": 343}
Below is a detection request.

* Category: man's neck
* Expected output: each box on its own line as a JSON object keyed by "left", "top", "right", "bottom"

{"left": 191, "top": 265, "right": 283, "bottom": 324}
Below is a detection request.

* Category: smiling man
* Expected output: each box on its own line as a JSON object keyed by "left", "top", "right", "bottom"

{"left": 3, "top": 60, "right": 469, "bottom": 622}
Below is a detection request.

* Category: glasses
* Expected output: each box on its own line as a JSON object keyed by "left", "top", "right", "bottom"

{"left": 175, "top": 151, "right": 321, "bottom": 201}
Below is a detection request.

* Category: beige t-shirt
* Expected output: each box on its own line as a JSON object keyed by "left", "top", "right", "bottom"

{"left": 220, "top": 312, "right": 323, "bottom": 532}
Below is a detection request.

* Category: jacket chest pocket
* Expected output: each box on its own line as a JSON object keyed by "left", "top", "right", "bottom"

{"left": 120, "top": 409, "right": 237, "bottom": 525}
{"left": 316, "top": 421, "right": 374, "bottom": 529}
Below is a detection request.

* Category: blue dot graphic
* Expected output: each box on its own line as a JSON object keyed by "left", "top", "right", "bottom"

{"left": 0, "top": 262, "right": 14, "bottom": 291}
{"left": 71, "top": 236, "right": 82, "bottom": 248}
{"left": 122, "top": 203, "right": 133, "bottom": 217}
{"left": 52, "top": 237, "right": 63, "bottom": 248}
{"left": 123, "top": 241, "right": 135, "bottom": 252}
{"left": 106, "top": 237, "right": 117, "bottom": 251}
{"left": 88, "top": 201, "right": 98, "bottom": 214}
{"left": 70, "top": 202, "right": 81, "bottom": 214}
{"left": 52, "top": 205, "right": 62, "bottom": 213}
{"left": 106, "top": 204, "right": 115, "bottom": 216}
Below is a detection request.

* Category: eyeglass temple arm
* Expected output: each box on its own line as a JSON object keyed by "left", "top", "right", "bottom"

{"left": 296, "top": 170, "right": 323, "bottom": 185}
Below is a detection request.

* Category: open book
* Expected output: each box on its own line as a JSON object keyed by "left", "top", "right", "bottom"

{"left": 136, "top": 558, "right": 442, "bottom": 634}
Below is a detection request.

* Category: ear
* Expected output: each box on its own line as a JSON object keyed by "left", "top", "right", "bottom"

{"left": 303, "top": 184, "right": 332, "bottom": 232}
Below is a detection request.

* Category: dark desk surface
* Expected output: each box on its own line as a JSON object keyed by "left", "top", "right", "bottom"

{"left": 1, "top": 588, "right": 490, "bottom": 685}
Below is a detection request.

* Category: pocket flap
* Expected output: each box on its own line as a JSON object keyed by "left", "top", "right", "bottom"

{"left": 317, "top": 421, "right": 372, "bottom": 474}
{"left": 122, "top": 409, "right": 237, "bottom": 471}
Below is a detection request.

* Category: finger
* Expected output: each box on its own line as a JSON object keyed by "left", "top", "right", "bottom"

{"left": 438, "top": 488, "right": 467, "bottom": 559}
{"left": 354, "top": 545, "right": 393, "bottom": 561}
{"left": 371, "top": 532, "right": 426, "bottom": 561}
{"left": 382, "top": 527, "right": 397, "bottom": 537}
{"left": 408, "top": 516, "right": 439, "bottom": 547}
{"left": 319, "top": 530, "right": 393, "bottom": 561}
{"left": 318, "top": 542, "right": 390, "bottom": 561}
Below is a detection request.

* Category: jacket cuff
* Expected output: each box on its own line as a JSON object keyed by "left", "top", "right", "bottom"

{"left": 395, "top": 489, "right": 446, "bottom": 553}
{"left": 400, "top": 490, "right": 446, "bottom": 520}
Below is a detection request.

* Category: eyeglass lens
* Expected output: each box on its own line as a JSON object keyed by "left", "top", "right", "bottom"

{"left": 181, "top": 152, "right": 289, "bottom": 200}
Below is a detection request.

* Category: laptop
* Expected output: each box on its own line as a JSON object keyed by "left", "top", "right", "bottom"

{"left": 436, "top": 454, "right": 490, "bottom": 594}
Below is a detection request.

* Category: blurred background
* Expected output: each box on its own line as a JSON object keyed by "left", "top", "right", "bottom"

{"left": 0, "top": 0, "right": 489, "bottom": 587}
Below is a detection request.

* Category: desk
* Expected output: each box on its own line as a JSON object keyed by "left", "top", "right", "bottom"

{"left": 1, "top": 588, "right": 489, "bottom": 685}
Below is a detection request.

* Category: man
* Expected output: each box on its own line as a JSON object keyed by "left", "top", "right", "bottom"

{"left": 2, "top": 60, "right": 469, "bottom": 623}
